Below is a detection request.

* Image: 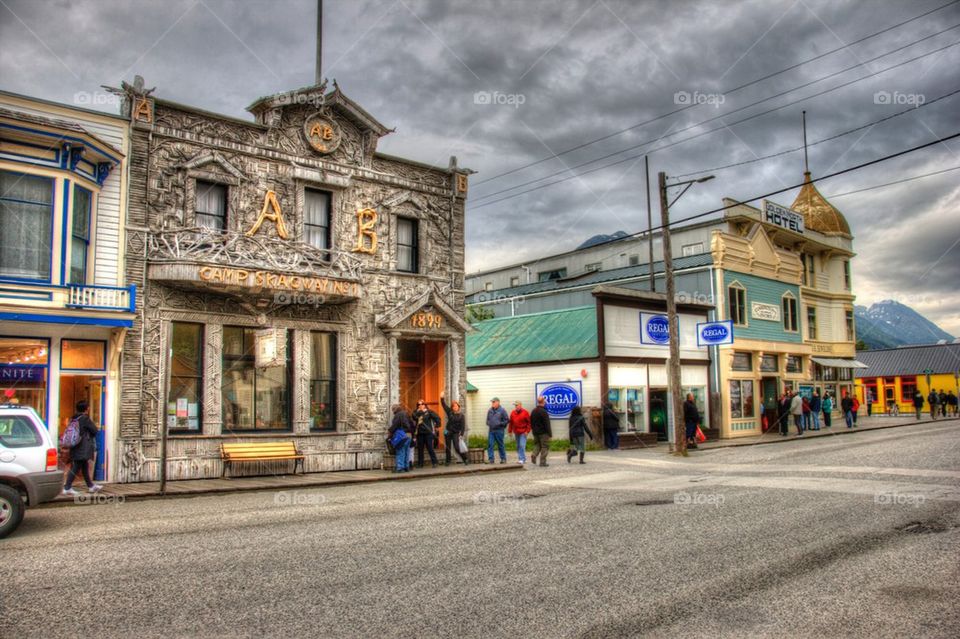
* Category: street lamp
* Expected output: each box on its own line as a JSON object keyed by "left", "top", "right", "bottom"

{"left": 658, "top": 171, "right": 714, "bottom": 456}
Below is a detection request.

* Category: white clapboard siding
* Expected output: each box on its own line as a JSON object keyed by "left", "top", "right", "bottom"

{"left": 1, "top": 100, "right": 127, "bottom": 288}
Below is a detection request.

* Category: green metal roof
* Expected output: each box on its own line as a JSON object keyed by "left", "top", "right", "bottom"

{"left": 466, "top": 381, "right": 479, "bottom": 392}
{"left": 466, "top": 306, "right": 598, "bottom": 368}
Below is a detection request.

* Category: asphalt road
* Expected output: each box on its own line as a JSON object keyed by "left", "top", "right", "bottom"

{"left": 3, "top": 420, "right": 959, "bottom": 638}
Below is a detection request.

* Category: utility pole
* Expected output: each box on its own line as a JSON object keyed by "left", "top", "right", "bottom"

{"left": 658, "top": 171, "right": 685, "bottom": 456}
{"left": 646, "top": 155, "right": 655, "bottom": 291}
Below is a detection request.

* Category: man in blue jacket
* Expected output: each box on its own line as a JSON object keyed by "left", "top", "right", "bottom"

{"left": 809, "top": 390, "right": 822, "bottom": 431}
{"left": 486, "top": 397, "right": 509, "bottom": 464}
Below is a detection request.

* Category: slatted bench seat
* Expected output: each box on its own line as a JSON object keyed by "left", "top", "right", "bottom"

{"left": 220, "top": 441, "right": 304, "bottom": 477}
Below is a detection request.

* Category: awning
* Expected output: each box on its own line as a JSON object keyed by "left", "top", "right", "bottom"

{"left": 812, "top": 357, "right": 868, "bottom": 369}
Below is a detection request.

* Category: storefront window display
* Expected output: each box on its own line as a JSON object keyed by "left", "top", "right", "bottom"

{"left": 607, "top": 387, "right": 645, "bottom": 431}
{"left": 222, "top": 326, "right": 291, "bottom": 432}
{"left": 729, "top": 379, "right": 755, "bottom": 419}
{"left": 167, "top": 323, "right": 203, "bottom": 432}
{"left": 0, "top": 337, "right": 49, "bottom": 420}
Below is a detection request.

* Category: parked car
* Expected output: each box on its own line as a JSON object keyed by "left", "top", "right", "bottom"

{"left": 0, "top": 404, "right": 64, "bottom": 538}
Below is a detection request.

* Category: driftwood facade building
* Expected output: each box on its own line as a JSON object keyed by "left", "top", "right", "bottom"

{"left": 115, "top": 79, "right": 470, "bottom": 482}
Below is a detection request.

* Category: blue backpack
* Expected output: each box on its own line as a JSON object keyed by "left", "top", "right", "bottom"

{"left": 390, "top": 428, "right": 409, "bottom": 449}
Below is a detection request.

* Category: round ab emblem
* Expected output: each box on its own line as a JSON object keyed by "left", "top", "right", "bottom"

{"left": 303, "top": 114, "right": 341, "bottom": 155}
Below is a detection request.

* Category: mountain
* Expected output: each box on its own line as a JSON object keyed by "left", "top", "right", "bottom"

{"left": 855, "top": 300, "right": 955, "bottom": 350}
{"left": 577, "top": 230, "right": 628, "bottom": 249}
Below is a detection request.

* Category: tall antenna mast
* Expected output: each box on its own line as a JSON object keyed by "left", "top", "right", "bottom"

{"left": 802, "top": 109, "right": 809, "bottom": 174}
{"left": 315, "top": 0, "right": 323, "bottom": 85}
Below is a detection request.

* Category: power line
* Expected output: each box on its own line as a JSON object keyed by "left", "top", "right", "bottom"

{"left": 825, "top": 164, "right": 960, "bottom": 198}
{"left": 670, "top": 88, "right": 960, "bottom": 179}
{"left": 473, "top": 0, "right": 960, "bottom": 187}
{"left": 469, "top": 39, "right": 960, "bottom": 210}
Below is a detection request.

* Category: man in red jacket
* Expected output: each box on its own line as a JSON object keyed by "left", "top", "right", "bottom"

{"left": 508, "top": 401, "right": 532, "bottom": 465}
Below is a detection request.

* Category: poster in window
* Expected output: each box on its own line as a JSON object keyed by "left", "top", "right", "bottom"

{"left": 255, "top": 328, "right": 286, "bottom": 368}
{"left": 729, "top": 381, "right": 742, "bottom": 418}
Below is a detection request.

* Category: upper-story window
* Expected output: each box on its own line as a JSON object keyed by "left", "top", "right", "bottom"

{"left": 397, "top": 217, "right": 419, "bottom": 273}
{"left": 304, "top": 188, "right": 331, "bottom": 251}
{"left": 538, "top": 268, "right": 566, "bottom": 282}
{"left": 807, "top": 305, "right": 818, "bottom": 340}
{"left": 728, "top": 283, "right": 747, "bottom": 326}
{"left": 681, "top": 242, "right": 704, "bottom": 256}
{"left": 843, "top": 260, "right": 851, "bottom": 290}
{"left": 585, "top": 262, "right": 601, "bottom": 273}
{"left": 802, "top": 253, "right": 815, "bottom": 286}
{"left": 509, "top": 276, "right": 520, "bottom": 287}
{"left": 628, "top": 255, "right": 640, "bottom": 266}
{"left": 195, "top": 181, "right": 227, "bottom": 231}
{"left": 0, "top": 170, "right": 53, "bottom": 282}
{"left": 845, "top": 309, "right": 855, "bottom": 342}
{"left": 69, "top": 186, "right": 92, "bottom": 284}
{"left": 782, "top": 292, "right": 798, "bottom": 332}
{"left": 484, "top": 282, "right": 493, "bottom": 291}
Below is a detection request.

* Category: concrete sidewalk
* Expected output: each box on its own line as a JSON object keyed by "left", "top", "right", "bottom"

{"left": 45, "top": 461, "right": 521, "bottom": 507}
{"left": 698, "top": 414, "right": 960, "bottom": 450}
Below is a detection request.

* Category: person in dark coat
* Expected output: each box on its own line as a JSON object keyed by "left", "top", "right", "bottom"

{"left": 809, "top": 391, "right": 822, "bottom": 431}
{"left": 602, "top": 401, "right": 620, "bottom": 450}
{"left": 841, "top": 392, "right": 854, "bottom": 428}
{"left": 683, "top": 393, "right": 701, "bottom": 449}
{"left": 62, "top": 400, "right": 102, "bottom": 495}
{"left": 388, "top": 404, "right": 414, "bottom": 472}
{"left": 927, "top": 390, "right": 939, "bottom": 420}
{"left": 566, "top": 406, "right": 593, "bottom": 464}
{"left": 779, "top": 392, "right": 792, "bottom": 436}
{"left": 411, "top": 399, "right": 440, "bottom": 468}
{"left": 486, "top": 398, "right": 509, "bottom": 464}
{"left": 913, "top": 390, "right": 924, "bottom": 420}
{"left": 530, "top": 396, "right": 552, "bottom": 467}
{"left": 939, "top": 390, "right": 948, "bottom": 417}
{"left": 439, "top": 391, "right": 469, "bottom": 466}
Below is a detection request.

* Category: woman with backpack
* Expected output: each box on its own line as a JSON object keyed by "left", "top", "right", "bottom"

{"left": 388, "top": 404, "right": 414, "bottom": 473}
{"left": 566, "top": 405, "right": 593, "bottom": 464}
{"left": 62, "top": 400, "right": 102, "bottom": 495}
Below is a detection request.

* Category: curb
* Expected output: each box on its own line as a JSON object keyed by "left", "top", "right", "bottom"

{"left": 39, "top": 463, "right": 524, "bottom": 508}
{"left": 699, "top": 416, "right": 959, "bottom": 450}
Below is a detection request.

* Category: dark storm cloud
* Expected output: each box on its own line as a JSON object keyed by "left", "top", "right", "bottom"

{"left": 2, "top": 0, "right": 958, "bottom": 330}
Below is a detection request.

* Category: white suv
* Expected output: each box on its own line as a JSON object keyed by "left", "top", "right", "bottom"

{"left": 0, "top": 404, "right": 64, "bottom": 538}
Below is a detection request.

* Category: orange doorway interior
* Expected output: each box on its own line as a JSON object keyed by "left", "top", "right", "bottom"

{"left": 398, "top": 340, "right": 446, "bottom": 449}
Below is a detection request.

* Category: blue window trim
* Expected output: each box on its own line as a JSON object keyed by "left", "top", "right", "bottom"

{"left": 59, "top": 178, "right": 70, "bottom": 285}
{"left": 59, "top": 338, "right": 107, "bottom": 372}
{"left": 69, "top": 184, "right": 92, "bottom": 285}
{"left": 0, "top": 333, "right": 52, "bottom": 428}
{"left": 0, "top": 122, "right": 122, "bottom": 164}
{"left": 0, "top": 312, "right": 132, "bottom": 328}
{"left": 0, "top": 169, "right": 55, "bottom": 284}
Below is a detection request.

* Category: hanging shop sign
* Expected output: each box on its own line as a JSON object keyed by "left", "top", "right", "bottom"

{"left": 696, "top": 320, "right": 734, "bottom": 346}
{"left": 762, "top": 200, "right": 805, "bottom": 234}
{"left": 535, "top": 381, "right": 582, "bottom": 418}
{"left": 640, "top": 312, "right": 671, "bottom": 345}
{"left": 751, "top": 301, "right": 781, "bottom": 321}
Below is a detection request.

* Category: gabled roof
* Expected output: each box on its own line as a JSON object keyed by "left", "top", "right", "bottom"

{"left": 246, "top": 82, "right": 393, "bottom": 137}
{"left": 854, "top": 343, "right": 960, "bottom": 378}
{"left": 0, "top": 106, "right": 124, "bottom": 162}
{"left": 466, "top": 306, "right": 598, "bottom": 368}
{"left": 376, "top": 287, "right": 473, "bottom": 334}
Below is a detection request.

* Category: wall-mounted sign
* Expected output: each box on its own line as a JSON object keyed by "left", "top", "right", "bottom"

{"left": 455, "top": 173, "right": 468, "bottom": 194}
{"left": 303, "top": 114, "right": 341, "bottom": 154}
{"left": 640, "top": 312, "right": 671, "bottom": 345}
{"left": 535, "top": 381, "right": 582, "bottom": 418}
{"left": 762, "top": 200, "right": 804, "bottom": 234}
{"left": 751, "top": 301, "right": 781, "bottom": 321}
{"left": 246, "top": 190, "right": 289, "bottom": 239}
{"left": 696, "top": 320, "right": 734, "bottom": 346}
{"left": 353, "top": 208, "right": 378, "bottom": 254}
{"left": 410, "top": 311, "right": 443, "bottom": 329}
{"left": 196, "top": 266, "right": 359, "bottom": 298}
{"left": 0, "top": 365, "right": 46, "bottom": 383}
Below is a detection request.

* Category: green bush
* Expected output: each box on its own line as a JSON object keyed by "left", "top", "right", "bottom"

{"left": 467, "top": 434, "right": 601, "bottom": 452}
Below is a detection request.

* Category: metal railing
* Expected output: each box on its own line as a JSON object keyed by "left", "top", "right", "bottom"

{"left": 66, "top": 283, "right": 136, "bottom": 312}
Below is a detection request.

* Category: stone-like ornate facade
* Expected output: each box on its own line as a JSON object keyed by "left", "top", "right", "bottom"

{"left": 115, "top": 79, "right": 470, "bottom": 482}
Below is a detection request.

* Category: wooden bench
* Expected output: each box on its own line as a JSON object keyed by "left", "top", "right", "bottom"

{"left": 220, "top": 442, "right": 304, "bottom": 477}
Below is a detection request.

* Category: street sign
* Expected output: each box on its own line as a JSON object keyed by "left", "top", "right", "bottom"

{"left": 696, "top": 320, "right": 734, "bottom": 346}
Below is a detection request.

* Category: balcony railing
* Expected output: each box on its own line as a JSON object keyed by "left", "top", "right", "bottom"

{"left": 66, "top": 284, "right": 136, "bottom": 312}
{"left": 147, "top": 227, "right": 364, "bottom": 281}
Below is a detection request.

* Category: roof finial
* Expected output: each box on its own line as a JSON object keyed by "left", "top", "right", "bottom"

{"left": 802, "top": 110, "right": 810, "bottom": 179}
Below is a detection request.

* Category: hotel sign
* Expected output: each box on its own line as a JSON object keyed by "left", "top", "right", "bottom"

{"left": 762, "top": 200, "right": 804, "bottom": 234}
{"left": 752, "top": 301, "right": 781, "bottom": 321}
{"left": 197, "top": 266, "right": 359, "bottom": 297}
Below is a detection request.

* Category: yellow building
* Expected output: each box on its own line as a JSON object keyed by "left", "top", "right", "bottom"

{"left": 855, "top": 342, "right": 960, "bottom": 415}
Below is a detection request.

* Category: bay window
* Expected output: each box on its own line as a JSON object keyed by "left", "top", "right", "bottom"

{"left": 70, "top": 186, "right": 92, "bottom": 284}
{"left": 0, "top": 171, "right": 53, "bottom": 281}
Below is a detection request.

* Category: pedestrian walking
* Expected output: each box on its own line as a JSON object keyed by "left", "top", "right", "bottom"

{"left": 790, "top": 391, "right": 804, "bottom": 436}
{"left": 566, "top": 405, "right": 593, "bottom": 464}
{"left": 948, "top": 390, "right": 958, "bottom": 417}
{"left": 602, "top": 401, "right": 620, "bottom": 450}
{"left": 939, "top": 390, "right": 948, "bottom": 418}
{"left": 486, "top": 397, "right": 509, "bottom": 464}
{"left": 62, "top": 400, "right": 102, "bottom": 495}
{"left": 801, "top": 394, "right": 812, "bottom": 432}
{"left": 866, "top": 391, "right": 873, "bottom": 417}
{"left": 927, "top": 390, "right": 940, "bottom": 420}
{"left": 913, "top": 390, "right": 924, "bottom": 420}
{"left": 851, "top": 396, "right": 860, "bottom": 425}
{"left": 412, "top": 399, "right": 440, "bottom": 468}
{"left": 841, "top": 392, "right": 854, "bottom": 428}
{"left": 530, "top": 396, "right": 552, "bottom": 467}
{"left": 508, "top": 401, "right": 531, "bottom": 465}
{"left": 822, "top": 392, "right": 833, "bottom": 428}
{"left": 388, "top": 404, "right": 414, "bottom": 472}
{"left": 779, "top": 392, "right": 792, "bottom": 436}
{"left": 683, "top": 393, "right": 701, "bottom": 449}
{"left": 809, "top": 390, "right": 822, "bottom": 431}
{"left": 439, "top": 392, "right": 469, "bottom": 466}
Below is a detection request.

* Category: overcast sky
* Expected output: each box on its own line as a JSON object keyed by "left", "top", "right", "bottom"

{"left": 2, "top": 0, "right": 958, "bottom": 334}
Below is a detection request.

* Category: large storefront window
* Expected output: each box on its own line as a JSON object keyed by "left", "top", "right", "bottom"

{"left": 0, "top": 171, "right": 53, "bottom": 281}
{"left": 222, "top": 326, "right": 291, "bottom": 431}
{"left": 786, "top": 355, "right": 803, "bottom": 373}
{"left": 759, "top": 354, "right": 778, "bottom": 373}
{"left": 732, "top": 352, "right": 752, "bottom": 372}
{"left": 167, "top": 323, "right": 203, "bottom": 432}
{"left": 310, "top": 332, "right": 337, "bottom": 431}
{"left": 729, "top": 379, "right": 754, "bottom": 419}
{"left": 607, "top": 387, "right": 645, "bottom": 431}
{"left": 0, "top": 337, "right": 49, "bottom": 420}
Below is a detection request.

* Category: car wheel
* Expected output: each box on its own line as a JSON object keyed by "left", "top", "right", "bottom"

{"left": 0, "top": 483, "right": 26, "bottom": 539}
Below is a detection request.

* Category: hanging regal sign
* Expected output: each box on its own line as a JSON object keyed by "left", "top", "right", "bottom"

{"left": 303, "top": 114, "right": 341, "bottom": 154}
{"left": 246, "top": 190, "right": 289, "bottom": 239}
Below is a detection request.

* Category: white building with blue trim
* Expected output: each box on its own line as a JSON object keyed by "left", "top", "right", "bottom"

{"left": 0, "top": 90, "right": 134, "bottom": 481}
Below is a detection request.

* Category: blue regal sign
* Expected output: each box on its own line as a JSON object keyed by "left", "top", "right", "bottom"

{"left": 640, "top": 312, "right": 671, "bottom": 345}
{"left": 696, "top": 320, "right": 734, "bottom": 346}
{"left": 535, "top": 381, "right": 582, "bottom": 418}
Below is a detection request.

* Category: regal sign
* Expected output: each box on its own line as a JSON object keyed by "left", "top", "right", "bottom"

{"left": 762, "top": 200, "right": 805, "bottom": 234}
{"left": 303, "top": 114, "right": 341, "bottom": 154}
{"left": 535, "top": 381, "right": 582, "bottom": 418}
{"left": 640, "top": 312, "right": 671, "bottom": 345}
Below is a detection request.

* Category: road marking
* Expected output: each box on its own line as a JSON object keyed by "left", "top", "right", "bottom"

{"left": 595, "top": 457, "right": 960, "bottom": 480}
